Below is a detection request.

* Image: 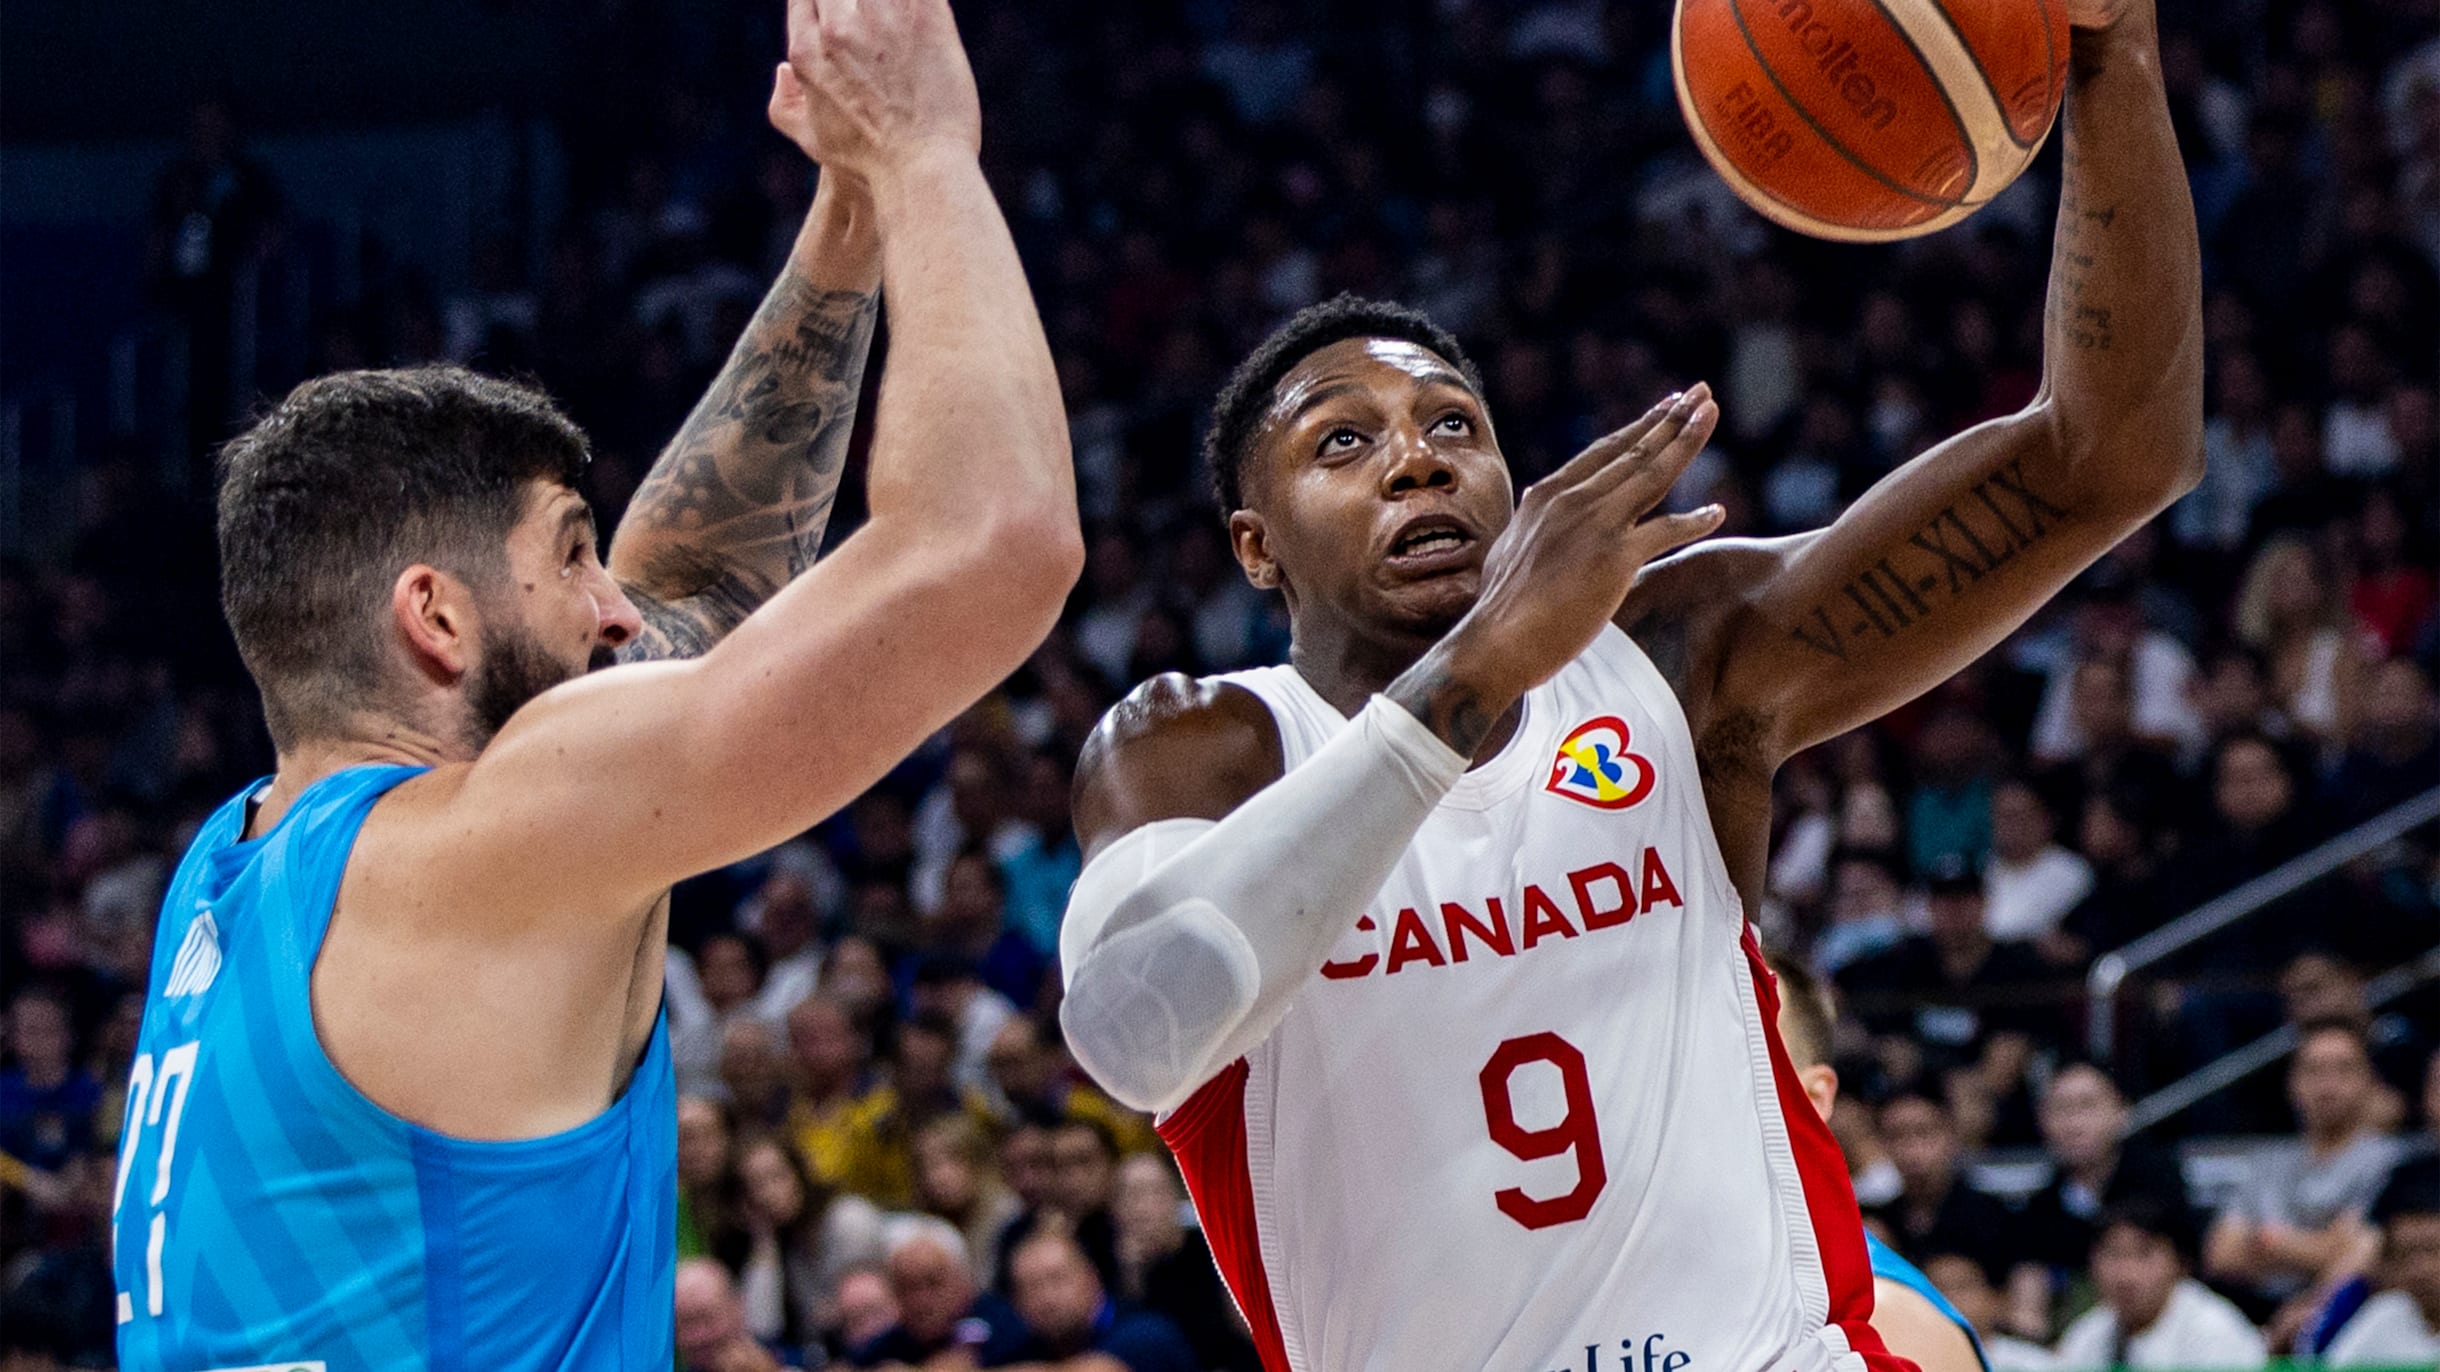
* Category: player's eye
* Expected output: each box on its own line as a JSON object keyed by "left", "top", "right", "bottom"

{"left": 1433, "top": 413, "right": 1473, "bottom": 436}
{"left": 1318, "top": 427, "right": 1364, "bottom": 457}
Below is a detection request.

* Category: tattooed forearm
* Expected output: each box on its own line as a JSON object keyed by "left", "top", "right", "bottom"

{"left": 1386, "top": 657, "right": 1498, "bottom": 758}
{"left": 1789, "top": 458, "right": 2071, "bottom": 662}
{"left": 2050, "top": 136, "right": 2121, "bottom": 355}
{"left": 622, "top": 575, "right": 774, "bottom": 664}
{"left": 612, "top": 265, "right": 881, "bottom": 664}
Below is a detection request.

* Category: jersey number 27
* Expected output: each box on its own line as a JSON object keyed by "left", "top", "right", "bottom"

{"left": 113, "top": 1041, "right": 201, "bottom": 1323}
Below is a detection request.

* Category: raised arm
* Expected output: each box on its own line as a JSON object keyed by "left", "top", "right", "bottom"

{"left": 1637, "top": 0, "right": 2203, "bottom": 769}
{"left": 420, "top": 0, "right": 1081, "bottom": 916}
{"left": 609, "top": 92, "right": 882, "bottom": 663}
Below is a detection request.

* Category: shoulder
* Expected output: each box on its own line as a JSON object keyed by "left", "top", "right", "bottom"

{"left": 1616, "top": 536, "right": 1796, "bottom": 694}
{"left": 1072, "top": 673, "right": 1286, "bottom": 855}
{"left": 1082, "top": 673, "right": 1281, "bottom": 768}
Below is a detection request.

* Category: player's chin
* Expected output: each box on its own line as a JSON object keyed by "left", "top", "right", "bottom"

{"left": 1374, "top": 567, "right": 1481, "bottom": 634}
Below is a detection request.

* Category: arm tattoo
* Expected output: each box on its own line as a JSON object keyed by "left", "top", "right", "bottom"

{"left": 2051, "top": 134, "right": 2122, "bottom": 355}
{"left": 1788, "top": 458, "right": 2071, "bottom": 662}
{"left": 1386, "top": 660, "right": 1496, "bottom": 758}
{"left": 614, "top": 271, "right": 881, "bottom": 665}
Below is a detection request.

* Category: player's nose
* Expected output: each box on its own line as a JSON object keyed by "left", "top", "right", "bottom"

{"left": 1380, "top": 423, "right": 1456, "bottom": 497}
{"left": 591, "top": 573, "right": 643, "bottom": 650}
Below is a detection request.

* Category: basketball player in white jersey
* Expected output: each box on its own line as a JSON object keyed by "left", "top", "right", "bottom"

{"left": 1055, "top": 0, "right": 2199, "bottom": 1367}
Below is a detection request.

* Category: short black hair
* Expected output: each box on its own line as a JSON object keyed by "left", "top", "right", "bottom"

{"left": 1203, "top": 294, "right": 1485, "bottom": 516}
{"left": 217, "top": 365, "right": 589, "bottom": 749}
{"left": 2097, "top": 1194, "right": 2200, "bottom": 1267}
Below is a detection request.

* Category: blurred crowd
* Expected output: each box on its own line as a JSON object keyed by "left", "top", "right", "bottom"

{"left": 6, "top": 0, "right": 2440, "bottom": 1365}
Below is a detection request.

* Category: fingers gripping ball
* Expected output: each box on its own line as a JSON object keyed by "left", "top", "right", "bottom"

{"left": 1673, "top": 0, "right": 2070, "bottom": 241}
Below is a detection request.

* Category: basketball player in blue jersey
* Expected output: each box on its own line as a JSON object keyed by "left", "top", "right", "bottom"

{"left": 1768, "top": 951, "right": 1990, "bottom": 1372}
{"left": 111, "top": 0, "right": 1081, "bottom": 1365}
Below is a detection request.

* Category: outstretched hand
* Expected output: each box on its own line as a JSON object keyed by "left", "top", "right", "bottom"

{"left": 777, "top": 0, "right": 981, "bottom": 179}
{"left": 1391, "top": 384, "right": 1723, "bottom": 755}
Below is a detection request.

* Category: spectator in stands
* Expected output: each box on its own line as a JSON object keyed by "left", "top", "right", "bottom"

{"left": 721, "top": 1019, "right": 795, "bottom": 1132}
{"left": 835, "top": 1012, "right": 996, "bottom": 1212}
{"left": 0, "top": 987, "right": 99, "bottom": 1183}
{"left": 1982, "top": 779, "right": 2093, "bottom": 959}
{"left": 2029, "top": 591, "right": 2203, "bottom": 768}
{"left": 2326, "top": 657, "right": 2438, "bottom": 825}
{"left": 785, "top": 996, "right": 889, "bottom": 1196}
{"left": 1006, "top": 1227, "right": 1199, "bottom": 1372}
{"left": 2315, "top": 1158, "right": 2440, "bottom": 1364}
{"left": 1870, "top": 1089, "right": 2018, "bottom": 1286}
{"left": 677, "top": 1256, "right": 806, "bottom": 1372}
{"left": 1000, "top": 751, "right": 1085, "bottom": 959}
{"left": 1842, "top": 863, "right": 2053, "bottom": 1144}
{"left": 1113, "top": 1152, "right": 1260, "bottom": 1372}
{"left": 850, "top": 1216, "right": 1028, "bottom": 1367}
{"left": 1915, "top": 1253, "right": 2058, "bottom": 1372}
{"left": 0, "top": 1150, "right": 114, "bottom": 1368}
{"left": 2183, "top": 642, "right": 2285, "bottom": 762}
{"left": 985, "top": 1014, "right": 1158, "bottom": 1156}
{"left": 674, "top": 931, "right": 774, "bottom": 1097}
{"left": 2056, "top": 786, "right": 2173, "bottom": 965}
{"left": 739, "top": 861, "right": 832, "bottom": 1026}
{"left": 2033, "top": 657, "right": 2183, "bottom": 829}
{"left": 2011, "top": 1062, "right": 2190, "bottom": 1337}
{"left": 713, "top": 1133, "right": 889, "bottom": 1349}
{"left": 2205, "top": 1018, "right": 2409, "bottom": 1325}
{"left": 832, "top": 1266, "right": 898, "bottom": 1359}
{"left": 925, "top": 847, "right": 1050, "bottom": 1012}
{"left": 677, "top": 1094, "right": 734, "bottom": 1261}
{"left": 2233, "top": 537, "right": 2366, "bottom": 749}
{"left": 2348, "top": 486, "right": 2435, "bottom": 657}
{"left": 999, "top": 1117, "right": 1124, "bottom": 1295}
{"left": 1812, "top": 846, "right": 1910, "bottom": 977}
{"left": 913, "top": 1113, "right": 1024, "bottom": 1283}
{"left": 1904, "top": 711, "right": 2001, "bottom": 879}
{"left": 2056, "top": 1198, "right": 2267, "bottom": 1370}
{"left": 816, "top": 935, "right": 898, "bottom": 1036}
{"left": 908, "top": 954, "right": 1019, "bottom": 1100}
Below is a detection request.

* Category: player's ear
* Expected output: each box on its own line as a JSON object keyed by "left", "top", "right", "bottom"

{"left": 1228, "top": 509, "right": 1282, "bottom": 591}
{"left": 1798, "top": 1063, "right": 1838, "bottom": 1124}
{"left": 391, "top": 564, "right": 478, "bottom": 684}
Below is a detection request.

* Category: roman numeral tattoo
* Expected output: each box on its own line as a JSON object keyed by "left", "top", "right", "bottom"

{"left": 1789, "top": 459, "right": 2070, "bottom": 662}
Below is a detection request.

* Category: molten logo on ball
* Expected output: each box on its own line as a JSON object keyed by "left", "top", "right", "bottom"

{"left": 1773, "top": 0, "right": 1898, "bottom": 130}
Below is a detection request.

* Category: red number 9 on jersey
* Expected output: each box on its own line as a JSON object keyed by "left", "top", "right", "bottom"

{"left": 1477, "top": 1032, "right": 1608, "bottom": 1230}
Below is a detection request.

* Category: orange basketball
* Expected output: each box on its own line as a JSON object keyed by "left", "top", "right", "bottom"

{"left": 1672, "top": 0, "right": 2070, "bottom": 242}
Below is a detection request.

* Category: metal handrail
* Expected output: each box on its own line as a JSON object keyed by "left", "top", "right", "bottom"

{"left": 2086, "top": 785, "right": 2440, "bottom": 1062}
{"left": 2125, "top": 945, "right": 2440, "bottom": 1133}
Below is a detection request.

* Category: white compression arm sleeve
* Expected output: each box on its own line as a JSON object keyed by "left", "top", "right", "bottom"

{"left": 1058, "top": 695, "right": 1468, "bottom": 1114}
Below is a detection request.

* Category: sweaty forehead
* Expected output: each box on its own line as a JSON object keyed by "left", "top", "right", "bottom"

{"left": 1265, "top": 337, "right": 1470, "bottom": 429}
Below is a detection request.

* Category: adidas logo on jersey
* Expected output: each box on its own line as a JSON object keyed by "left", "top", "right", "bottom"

{"left": 164, "top": 909, "right": 223, "bottom": 999}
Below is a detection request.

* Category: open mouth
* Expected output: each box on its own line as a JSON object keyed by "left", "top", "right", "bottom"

{"left": 1385, "top": 515, "right": 1478, "bottom": 570}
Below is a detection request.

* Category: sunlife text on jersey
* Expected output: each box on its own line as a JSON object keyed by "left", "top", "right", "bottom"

{"left": 1551, "top": 1332, "right": 1693, "bottom": 1372}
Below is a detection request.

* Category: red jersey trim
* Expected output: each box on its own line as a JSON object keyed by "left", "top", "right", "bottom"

{"left": 1157, "top": 1059, "right": 1292, "bottom": 1372}
{"left": 1742, "top": 926, "right": 1918, "bottom": 1372}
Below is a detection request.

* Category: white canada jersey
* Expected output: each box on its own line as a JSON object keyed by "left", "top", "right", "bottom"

{"left": 1159, "top": 625, "right": 1902, "bottom": 1372}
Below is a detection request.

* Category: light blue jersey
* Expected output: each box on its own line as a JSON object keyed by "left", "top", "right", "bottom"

{"left": 114, "top": 764, "right": 676, "bottom": 1371}
{"left": 1867, "top": 1232, "right": 1990, "bottom": 1372}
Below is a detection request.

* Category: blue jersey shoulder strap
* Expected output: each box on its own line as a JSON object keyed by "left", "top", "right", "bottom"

{"left": 1867, "top": 1232, "right": 1991, "bottom": 1372}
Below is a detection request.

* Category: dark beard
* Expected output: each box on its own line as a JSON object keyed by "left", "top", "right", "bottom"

{"left": 464, "top": 625, "right": 582, "bottom": 750}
